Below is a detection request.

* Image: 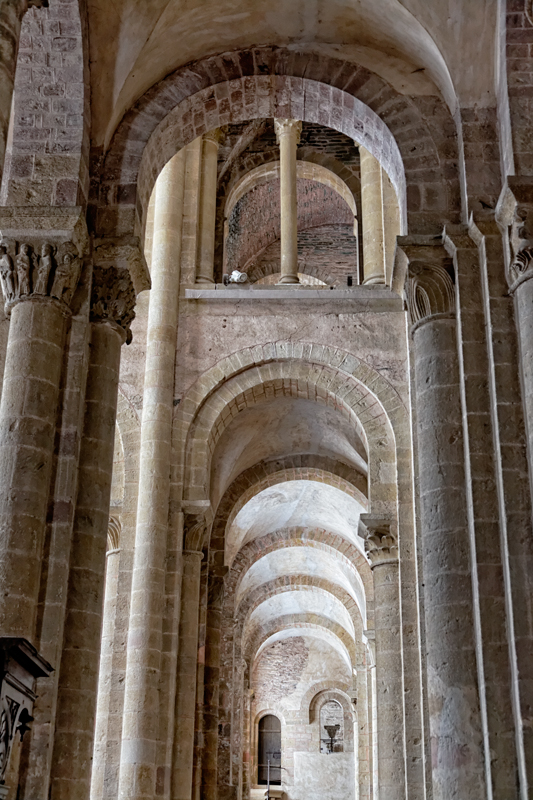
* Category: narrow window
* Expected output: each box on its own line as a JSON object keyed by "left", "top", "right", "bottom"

{"left": 258, "top": 714, "right": 281, "bottom": 785}
{"left": 320, "top": 700, "right": 344, "bottom": 753}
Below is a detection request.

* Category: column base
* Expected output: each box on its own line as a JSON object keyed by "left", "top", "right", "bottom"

{"left": 362, "top": 277, "right": 387, "bottom": 286}
{"left": 276, "top": 275, "right": 300, "bottom": 285}
{"left": 195, "top": 277, "right": 215, "bottom": 285}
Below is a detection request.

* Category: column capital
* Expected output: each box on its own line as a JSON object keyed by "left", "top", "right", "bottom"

{"left": 90, "top": 265, "right": 136, "bottom": 344}
{"left": 183, "top": 512, "right": 209, "bottom": 551}
{"left": 359, "top": 514, "right": 398, "bottom": 567}
{"left": 203, "top": 127, "right": 226, "bottom": 146}
{"left": 496, "top": 177, "right": 533, "bottom": 291}
{"left": 396, "top": 238, "right": 455, "bottom": 329}
{"left": 93, "top": 237, "right": 150, "bottom": 294}
{"left": 274, "top": 118, "right": 302, "bottom": 144}
{"left": 107, "top": 514, "right": 121, "bottom": 553}
{"left": 0, "top": 206, "right": 89, "bottom": 313}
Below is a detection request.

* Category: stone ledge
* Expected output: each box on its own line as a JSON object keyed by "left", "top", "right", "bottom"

{"left": 183, "top": 285, "right": 403, "bottom": 311}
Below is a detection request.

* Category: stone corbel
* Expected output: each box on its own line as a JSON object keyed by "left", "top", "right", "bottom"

{"left": 496, "top": 177, "right": 533, "bottom": 292}
{"left": 0, "top": 638, "right": 52, "bottom": 797}
{"left": 359, "top": 514, "right": 398, "bottom": 567}
{"left": 93, "top": 237, "right": 151, "bottom": 295}
{"left": 0, "top": 207, "right": 89, "bottom": 313}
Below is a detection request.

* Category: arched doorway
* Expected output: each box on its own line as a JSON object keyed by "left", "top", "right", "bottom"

{"left": 258, "top": 715, "right": 281, "bottom": 785}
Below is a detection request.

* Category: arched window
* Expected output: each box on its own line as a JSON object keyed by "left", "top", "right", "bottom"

{"left": 320, "top": 700, "right": 344, "bottom": 753}
{"left": 258, "top": 714, "right": 281, "bottom": 785}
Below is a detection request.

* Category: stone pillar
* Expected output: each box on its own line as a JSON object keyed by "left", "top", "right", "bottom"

{"left": 202, "top": 572, "right": 226, "bottom": 800}
{"left": 0, "top": 227, "right": 85, "bottom": 642}
{"left": 91, "top": 517, "right": 122, "bottom": 800}
{"left": 404, "top": 248, "right": 487, "bottom": 800}
{"left": 359, "top": 146, "right": 386, "bottom": 285}
{"left": 359, "top": 516, "right": 405, "bottom": 800}
{"left": 118, "top": 151, "right": 185, "bottom": 800}
{"left": 274, "top": 118, "right": 302, "bottom": 284}
{"left": 171, "top": 530, "right": 204, "bottom": 800}
{"left": 196, "top": 129, "right": 223, "bottom": 285}
{"left": 50, "top": 267, "right": 134, "bottom": 800}
{"left": 0, "top": 1, "right": 46, "bottom": 183}
{"left": 382, "top": 168, "right": 400, "bottom": 285}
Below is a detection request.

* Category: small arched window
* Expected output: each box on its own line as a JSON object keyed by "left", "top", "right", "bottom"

{"left": 258, "top": 714, "right": 281, "bottom": 785}
{"left": 320, "top": 700, "right": 344, "bottom": 753}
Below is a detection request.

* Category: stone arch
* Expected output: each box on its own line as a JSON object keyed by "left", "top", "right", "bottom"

{"left": 225, "top": 529, "right": 373, "bottom": 625}
{"left": 309, "top": 688, "right": 355, "bottom": 726}
{"left": 225, "top": 160, "right": 357, "bottom": 220}
{"left": 2, "top": 0, "right": 90, "bottom": 208}
{"left": 300, "top": 682, "right": 352, "bottom": 723}
{"left": 97, "top": 46, "right": 460, "bottom": 241}
{"left": 236, "top": 578, "right": 364, "bottom": 639}
{"left": 214, "top": 142, "right": 361, "bottom": 280}
{"left": 178, "top": 344, "right": 403, "bottom": 520}
{"left": 245, "top": 615, "right": 357, "bottom": 666}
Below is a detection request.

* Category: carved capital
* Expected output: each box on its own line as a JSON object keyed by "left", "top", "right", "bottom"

{"left": 359, "top": 515, "right": 398, "bottom": 567}
{"left": 107, "top": 515, "right": 121, "bottom": 552}
{"left": 203, "top": 127, "right": 226, "bottom": 146}
{"left": 0, "top": 639, "right": 52, "bottom": 791}
{"left": 274, "top": 118, "right": 302, "bottom": 145}
{"left": 183, "top": 513, "right": 208, "bottom": 551}
{"left": 93, "top": 237, "right": 150, "bottom": 294}
{"left": 507, "top": 204, "right": 533, "bottom": 290}
{"left": 406, "top": 261, "right": 455, "bottom": 327}
{"left": 90, "top": 266, "right": 136, "bottom": 344}
{"left": 207, "top": 566, "right": 229, "bottom": 609}
{"left": 0, "top": 239, "right": 83, "bottom": 311}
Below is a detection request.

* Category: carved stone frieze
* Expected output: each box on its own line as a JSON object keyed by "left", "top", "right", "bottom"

{"left": 359, "top": 515, "right": 398, "bottom": 568}
{"left": 90, "top": 266, "right": 136, "bottom": 344}
{"left": 406, "top": 261, "right": 455, "bottom": 326}
{"left": 0, "top": 240, "right": 82, "bottom": 309}
{"left": 0, "top": 639, "right": 52, "bottom": 793}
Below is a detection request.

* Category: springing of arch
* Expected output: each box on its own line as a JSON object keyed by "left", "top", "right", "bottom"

{"left": 98, "top": 46, "right": 462, "bottom": 245}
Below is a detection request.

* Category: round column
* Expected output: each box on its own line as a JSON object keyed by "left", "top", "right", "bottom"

{"left": 0, "top": 295, "right": 69, "bottom": 639}
{"left": 50, "top": 268, "right": 134, "bottom": 800}
{"left": 118, "top": 150, "right": 185, "bottom": 800}
{"left": 360, "top": 516, "right": 405, "bottom": 800}
{"left": 91, "top": 518, "right": 122, "bottom": 800}
{"left": 274, "top": 118, "right": 302, "bottom": 285}
{"left": 408, "top": 261, "right": 486, "bottom": 800}
{"left": 359, "top": 146, "right": 386, "bottom": 285}
{"left": 382, "top": 168, "right": 400, "bottom": 285}
{"left": 196, "top": 129, "right": 223, "bottom": 284}
{"left": 172, "top": 549, "right": 203, "bottom": 800}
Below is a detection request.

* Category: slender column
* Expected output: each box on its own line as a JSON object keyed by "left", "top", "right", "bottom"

{"left": 91, "top": 517, "right": 122, "bottom": 800}
{"left": 355, "top": 654, "right": 370, "bottom": 800}
{"left": 172, "top": 548, "right": 204, "bottom": 800}
{"left": 360, "top": 516, "right": 405, "bottom": 800}
{"left": 50, "top": 269, "right": 134, "bottom": 800}
{"left": 274, "top": 118, "right": 302, "bottom": 284}
{"left": 359, "top": 146, "right": 386, "bottom": 285}
{"left": 196, "top": 129, "right": 224, "bottom": 285}
{"left": 118, "top": 150, "right": 185, "bottom": 800}
{"left": 405, "top": 252, "right": 487, "bottom": 800}
{"left": 202, "top": 572, "right": 225, "bottom": 800}
{"left": 382, "top": 168, "right": 400, "bottom": 285}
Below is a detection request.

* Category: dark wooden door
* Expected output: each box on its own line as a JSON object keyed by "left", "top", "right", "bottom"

{"left": 258, "top": 714, "right": 281, "bottom": 785}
